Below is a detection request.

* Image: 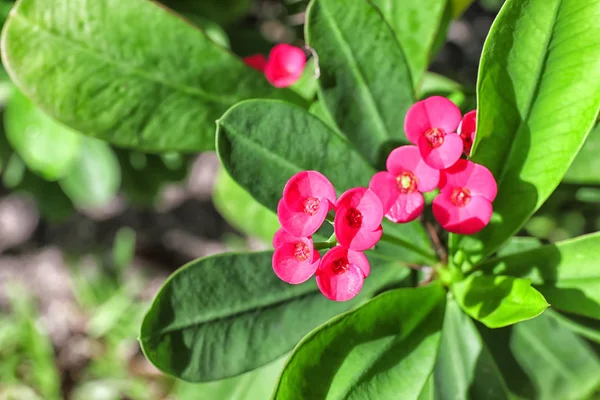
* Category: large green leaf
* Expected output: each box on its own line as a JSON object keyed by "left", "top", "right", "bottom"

{"left": 216, "top": 100, "right": 374, "bottom": 212}
{"left": 453, "top": 0, "right": 600, "bottom": 263}
{"left": 59, "top": 137, "right": 121, "bottom": 208}
{"left": 370, "top": 0, "right": 447, "bottom": 85}
{"left": 306, "top": 0, "right": 415, "bottom": 167}
{"left": 431, "top": 298, "right": 511, "bottom": 400}
{"left": 479, "top": 232, "right": 600, "bottom": 320}
{"left": 451, "top": 274, "right": 548, "bottom": 328}
{"left": 273, "top": 284, "right": 445, "bottom": 400}
{"left": 140, "top": 251, "right": 410, "bottom": 382}
{"left": 4, "top": 90, "right": 81, "bottom": 181}
{"left": 1, "top": 0, "right": 301, "bottom": 152}
{"left": 212, "top": 168, "right": 280, "bottom": 244}
{"left": 564, "top": 123, "right": 600, "bottom": 184}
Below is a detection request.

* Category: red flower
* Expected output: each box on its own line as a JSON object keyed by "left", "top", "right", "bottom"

{"left": 369, "top": 145, "right": 439, "bottom": 223}
{"left": 432, "top": 160, "right": 497, "bottom": 234}
{"left": 334, "top": 188, "right": 383, "bottom": 251}
{"left": 272, "top": 228, "right": 320, "bottom": 284}
{"left": 458, "top": 110, "right": 477, "bottom": 156}
{"left": 264, "top": 44, "right": 306, "bottom": 88}
{"left": 243, "top": 54, "right": 267, "bottom": 72}
{"left": 316, "top": 246, "right": 370, "bottom": 301}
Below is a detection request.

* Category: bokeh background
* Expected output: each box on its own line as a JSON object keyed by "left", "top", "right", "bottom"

{"left": 1, "top": 0, "right": 598, "bottom": 399}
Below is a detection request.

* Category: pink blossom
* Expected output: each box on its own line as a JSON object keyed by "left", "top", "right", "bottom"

{"left": 369, "top": 145, "right": 439, "bottom": 223}
{"left": 316, "top": 246, "right": 370, "bottom": 301}
{"left": 458, "top": 110, "right": 477, "bottom": 156}
{"left": 272, "top": 228, "right": 320, "bottom": 284}
{"left": 432, "top": 159, "right": 497, "bottom": 235}
{"left": 334, "top": 187, "right": 383, "bottom": 251}
{"left": 278, "top": 171, "right": 336, "bottom": 237}
{"left": 264, "top": 44, "right": 306, "bottom": 88}
{"left": 404, "top": 96, "right": 463, "bottom": 170}
{"left": 243, "top": 54, "right": 267, "bottom": 72}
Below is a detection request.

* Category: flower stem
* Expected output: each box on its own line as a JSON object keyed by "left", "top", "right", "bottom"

{"left": 379, "top": 232, "right": 438, "bottom": 264}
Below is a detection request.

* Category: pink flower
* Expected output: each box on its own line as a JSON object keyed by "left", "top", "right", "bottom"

{"left": 278, "top": 171, "right": 336, "bottom": 237}
{"left": 334, "top": 187, "right": 383, "bottom": 251}
{"left": 243, "top": 54, "right": 267, "bottom": 72}
{"left": 458, "top": 110, "right": 477, "bottom": 156}
{"left": 264, "top": 44, "right": 306, "bottom": 88}
{"left": 432, "top": 160, "right": 497, "bottom": 235}
{"left": 272, "top": 229, "right": 320, "bottom": 284}
{"left": 369, "top": 145, "right": 439, "bottom": 223}
{"left": 404, "top": 96, "right": 464, "bottom": 170}
{"left": 316, "top": 246, "right": 370, "bottom": 301}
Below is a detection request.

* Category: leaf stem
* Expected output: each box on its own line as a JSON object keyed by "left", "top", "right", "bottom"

{"left": 379, "top": 232, "right": 438, "bottom": 264}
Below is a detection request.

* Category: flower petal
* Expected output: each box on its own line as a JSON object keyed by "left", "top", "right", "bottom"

{"left": 272, "top": 243, "right": 319, "bottom": 284}
{"left": 432, "top": 193, "right": 493, "bottom": 235}
{"left": 386, "top": 192, "right": 424, "bottom": 223}
{"left": 334, "top": 214, "right": 383, "bottom": 251}
{"left": 439, "top": 160, "right": 497, "bottom": 202}
{"left": 458, "top": 110, "right": 477, "bottom": 156}
{"left": 277, "top": 199, "right": 328, "bottom": 237}
{"left": 283, "top": 170, "right": 336, "bottom": 210}
{"left": 386, "top": 145, "right": 440, "bottom": 192}
{"left": 317, "top": 246, "right": 365, "bottom": 301}
{"left": 404, "top": 96, "right": 462, "bottom": 143}
{"left": 264, "top": 44, "right": 306, "bottom": 88}
{"left": 335, "top": 188, "right": 383, "bottom": 231}
{"left": 418, "top": 133, "right": 463, "bottom": 170}
{"left": 243, "top": 54, "right": 267, "bottom": 72}
{"left": 272, "top": 228, "right": 312, "bottom": 249}
{"left": 347, "top": 249, "right": 370, "bottom": 277}
{"left": 368, "top": 171, "right": 398, "bottom": 213}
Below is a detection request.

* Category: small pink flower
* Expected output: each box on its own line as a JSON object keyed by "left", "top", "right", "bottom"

{"left": 432, "top": 159, "right": 497, "bottom": 235}
{"left": 458, "top": 110, "right": 477, "bottom": 156}
{"left": 404, "top": 96, "right": 463, "bottom": 170}
{"left": 243, "top": 54, "right": 267, "bottom": 72}
{"left": 278, "top": 171, "right": 336, "bottom": 237}
{"left": 369, "top": 145, "right": 439, "bottom": 223}
{"left": 272, "top": 228, "right": 320, "bottom": 284}
{"left": 264, "top": 44, "right": 306, "bottom": 88}
{"left": 334, "top": 187, "right": 383, "bottom": 251}
{"left": 316, "top": 246, "right": 370, "bottom": 301}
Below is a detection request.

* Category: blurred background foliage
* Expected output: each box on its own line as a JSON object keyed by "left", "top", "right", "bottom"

{"left": 0, "top": 0, "right": 598, "bottom": 399}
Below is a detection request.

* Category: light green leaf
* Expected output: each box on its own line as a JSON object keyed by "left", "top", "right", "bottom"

{"left": 213, "top": 168, "right": 280, "bottom": 244}
{"left": 306, "top": 0, "right": 415, "bottom": 167}
{"left": 431, "top": 298, "right": 511, "bottom": 400}
{"left": 564, "top": 123, "right": 600, "bottom": 184}
{"left": 59, "top": 137, "right": 121, "bottom": 208}
{"left": 449, "top": 0, "right": 474, "bottom": 17}
{"left": 1, "top": 0, "right": 301, "bottom": 152}
{"left": 453, "top": 0, "right": 600, "bottom": 263}
{"left": 4, "top": 90, "right": 81, "bottom": 181}
{"left": 545, "top": 309, "right": 600, "bottom": 344}
{"left": 452, "top": 274, "right": 548, "bottom": 328}
{"left": 140, "top": 251, "right": 410, "bottom": 382}
{"left": 479, "top": 232, "right": 600, "bottom": 320}
{"left": 371, "top": 0, "right": 448, "bottom": 84}
{"left": 308, "top": 100, "right": 339, "bottom": 133}
{"left": 273, "top": 284, "right": 446, "bottom": 400}
{"left": 496, "top": 236, "right": 541, "bottom": 257}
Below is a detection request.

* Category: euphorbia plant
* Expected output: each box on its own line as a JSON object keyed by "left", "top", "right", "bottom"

{"left": 2, "top": 0, "right": 600, "bottom": 398}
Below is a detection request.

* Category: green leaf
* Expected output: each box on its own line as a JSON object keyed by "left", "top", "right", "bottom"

{"left": 213, "top": 168, "right": 280, "bottom": 244}
{"left": 479, "top": 232, "right": 600, "bottom": 320}
{"left": 159, "top": 0, "right": 251, "bottom": 25}
{"left": 371, "top": 0, "right": 448, "bottom": 84}
{"left": 308, "top": 100, "right": 339, "bottom": 133}
{"left": 306, "top": 0, "right": 415, "bottom": 167}
{"left": 449, "top": 0, "right": 474, "bottom": 17}
{"left": 496, "top": 236, "right": 541, "bottom": 257}
{"left": 431, "top": 298, "right": 511, "bottom": 400}
{"left": 564, "top": 123, "right": 600, "bottom": 184}
{"left": 140, "top": 251, "right": 410, "bottom": 382}
{"left": 453, "top": 0, "right": 600, "bottom": 263}
{"left": 545, "top": 309, "right": 600, "bottom": 344}
{"left": 273, "top": 284, "right": 446, "bottom": 400}
{"left": 59, "top": 137, "right": 121, "bottom": 208}
{"left": 1, "top": 0, "right": 301, "bottom": 152}
{"left": 4, "top": 90, "right": 81, "bottom": 181}
{"left": 451, "top": 274, "right": 548, "bottom": 328}
{"left": 216, "top": 100, "right": 374, "bottom": 211}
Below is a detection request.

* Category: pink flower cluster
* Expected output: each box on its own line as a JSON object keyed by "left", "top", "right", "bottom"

{"left": 243, "top": 44, "right": 306, "bottom": 88}
{"left": 273, "top": 171, "right": 383, "bottom": 302}
{"left": 369, "top": 97, "right": 496, "bottom": 235}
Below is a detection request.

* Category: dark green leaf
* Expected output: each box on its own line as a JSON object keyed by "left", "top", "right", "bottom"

{"left": 140, "top": 251, "right": 410, "bottom": 382}
{"left": 453, "top": 0, "right": 600, "bottom": 263}
{"left": 431, "top": 298, "right": 511, "bottom": 400}
{"left": 306, "top": 0, "right": 415, "bottom": 166}
{"left": 452, "top": 274, "right": 548, "bottom": 328}
{"left": 479, "top": 232, "right": 600, "bottom": 320}
{"left": 273, "top": 284, "right": 446, "bottom": 399}
{"left": 564, "top": 123, "right": 600, "bottom": 184}
{"left": 4, "top": 90, "right": 81, "bottom": 181}
{"left": 371, "top": 0, "right": 447, "bottom": 84}
{"left": 59, "top": 137, "right": 121, "bottom": 208}
{"left": 158, "top": 0, "right": 251, "bottom": 25}
{"left": 1, "top": 0, "right": 301, "bottom": 152}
